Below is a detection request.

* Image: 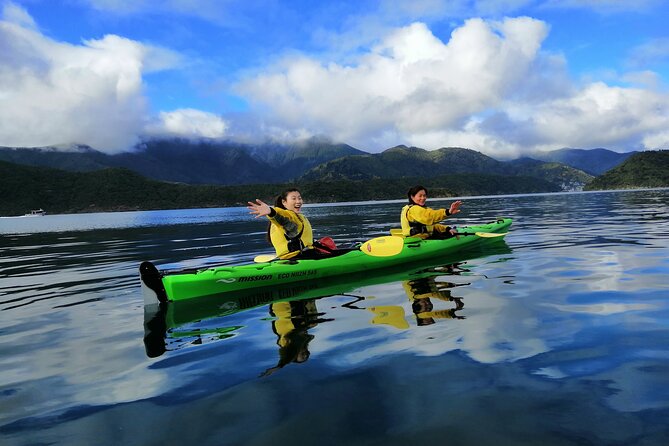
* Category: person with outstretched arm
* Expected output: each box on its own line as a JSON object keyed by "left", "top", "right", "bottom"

{"left": 247, "top": 188, "right": 337, "bottom": 259}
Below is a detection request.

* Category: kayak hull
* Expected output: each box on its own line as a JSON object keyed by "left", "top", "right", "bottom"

{"left": 140, "top": 218, "right": 512, "bottom": 304}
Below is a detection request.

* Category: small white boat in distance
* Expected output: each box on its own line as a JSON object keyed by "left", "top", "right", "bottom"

{"left": 25, "top": 209, "right": 46, "bottom": 217}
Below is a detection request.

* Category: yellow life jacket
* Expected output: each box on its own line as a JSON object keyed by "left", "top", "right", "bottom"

{"left": 400, "top": 204, "right": 433, "bottom": 238}
{"left": 269, "top": 210, "right": 314, "bottom": 257}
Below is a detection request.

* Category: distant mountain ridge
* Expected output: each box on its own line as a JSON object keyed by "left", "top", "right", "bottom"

{"left": 299, "top": 146, "right": 510, "bottom": 180}
{"left": 2, "top": 140, "right": 659, "bottom": 216}
{"left": 300, "top": 145, "right": 593, "bottom": 190}
{"left": 530, "top": 148, "right": 635, "bottom": 175}
{"left": 0, "top": 160, "right": 560, "bottom": 216}
{"left": 0, "top": 138, "right": 366, "bottom": 186}
{"left": 1, "top": 139, "right": 637, "bottom": 191}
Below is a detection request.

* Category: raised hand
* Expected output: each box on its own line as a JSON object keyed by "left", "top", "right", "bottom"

{"left": 449, "top": 200, "right": 463, "bottom": 215}
{"left": 247, "top": 199, "right": 271, "bottom": 218}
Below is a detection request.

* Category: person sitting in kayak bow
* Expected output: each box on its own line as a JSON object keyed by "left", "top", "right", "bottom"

{"left": 400, "top": 185, "right": 462, "bottom": 239}
{"left": 247, "top": 188, "right": 337, "bottom": 259}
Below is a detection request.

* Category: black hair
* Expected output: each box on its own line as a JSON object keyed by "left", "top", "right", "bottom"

{"left": 407, "top": 185, "right": 427, "bottom": 205}
{"left": 266, "top": 188, "right": 301, "bottom": 242}
{"left": 274, "top": 187, "right": 300, "bottom": 209}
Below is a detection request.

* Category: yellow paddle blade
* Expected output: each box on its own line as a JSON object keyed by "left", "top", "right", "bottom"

{"left": 253, "top": 254, "right": 277, "bottom": 263}
{"left": 389, "top": 228, "right": 403, "bottom": 236}
{"left": 254, "top": 250, "right": 301, "bottom": 263}
{"left": 360, "top": 235, "right": 404, "bottom": 257}
{"left": 473, "top": 231, "right": 508, "bottom": 238}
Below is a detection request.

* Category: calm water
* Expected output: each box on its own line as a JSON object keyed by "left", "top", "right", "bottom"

{"left": 1, "top": 190, "right": 669, "bottom": 446}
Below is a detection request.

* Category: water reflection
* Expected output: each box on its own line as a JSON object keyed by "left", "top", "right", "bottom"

{"left": 369, "top": 263, "right": 470, "bottom": 329}
{"left": 4, "top": 190, "right": 669, "bottom": 445}
{"left": 261, "top": 299, "right": 333, "bottom": 377}
{"left": 405, "top": 266, "right": 469, "bottom": 326}
{"left": 142, "top": 249, "right": 504, "bottom": 382}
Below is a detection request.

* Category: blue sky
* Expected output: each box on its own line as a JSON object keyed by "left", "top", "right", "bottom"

{"left": 1, "top": 0, "right": 668, "bottom": 157}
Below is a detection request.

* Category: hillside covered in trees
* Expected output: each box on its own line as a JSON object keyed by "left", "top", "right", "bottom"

{"left": 1, "top": 140, "right": 594, "bottom": 189}
{"left": 0, "top": 160, "right": 559, "bottom": 216}
{"left": 2, "top": 140, "right": 660, "bottom": 217}
{"left": 584, "top": 151, "right": 669, "bottom": 190}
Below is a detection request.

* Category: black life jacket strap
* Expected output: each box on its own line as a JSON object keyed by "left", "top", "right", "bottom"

{"left": 285, "top": 214, "right": 306, "bottom": 252}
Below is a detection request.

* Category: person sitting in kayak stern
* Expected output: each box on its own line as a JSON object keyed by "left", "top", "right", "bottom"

{"left": 247, "top": 188, "right": 337, "bottom": 259}
{"left": 400, "top": 185, "right": 462, "bottom": 239}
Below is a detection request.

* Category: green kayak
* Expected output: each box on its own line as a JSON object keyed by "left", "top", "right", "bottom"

{"left": 142, "top": 242, "right": 512, "bottom": 357}
{"left": 140, "top": 218, "right": 512, "bottom": 304}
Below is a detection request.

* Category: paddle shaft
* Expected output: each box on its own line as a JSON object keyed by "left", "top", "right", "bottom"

{"left": 390, "top": 228, "right": 506, "bottom": 238}
{"left": 456, "top": 231, "right": 507, "bottom": 238}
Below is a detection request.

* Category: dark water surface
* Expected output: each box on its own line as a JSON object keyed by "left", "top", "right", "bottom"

{"left": 1, "top": 190, "right": 669, "bottom": 445}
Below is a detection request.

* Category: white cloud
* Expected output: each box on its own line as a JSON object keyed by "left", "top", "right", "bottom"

{"left": 0, "top": 22, "right": 145, "bottom": 151}
{"left": 497, "top": 82, "right": 669, "bottom": 151}
{"left": 2, "top": 0, "right": 36, "bottom": 28}
{"left": 0, "top": 3, "right": 188, "bottom": 153}
{"left": 642, "top": 130, "right": 669, "bottom": 149}
{"left": 4, "top": 2, "right": 669, "bottom": 155}
{"left": 146, "top": 108, "right": 228, "bottom": 138}
{"left": 236, "top": 16, "right": 669, "bottom": 155}
{"left": 236, "top": 17, "right": 550, "bottom": 151}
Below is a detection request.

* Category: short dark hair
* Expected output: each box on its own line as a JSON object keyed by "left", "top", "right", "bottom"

{"left": 407, "top": 185, "right": 427, "bottom": 204}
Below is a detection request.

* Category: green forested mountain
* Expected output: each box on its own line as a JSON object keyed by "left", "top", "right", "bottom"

{"left": 584, "top": 150, "right": 669, "bottom": 190}
{"left": 1, "top": 141, "right": 592, "bottom": 191}
{"left": 12, "top": 140, "right": 665, "bottom": 216}
{"left": 242, "top": 137, "right": 366, "bottom": 180}
{"left": 505, "top": 157, "right": 594, "bottom": 191}
{"left": 0, "top": 160, "right": 559, "bottom": 216}
{"left": 0, "top": 137, "right": 365, "bottom": 186}
{"left": 300, "top": 146, "right": 509, "bottom": 180}
{"left": 300, "top": 146, "right": 593, "bottom": 190}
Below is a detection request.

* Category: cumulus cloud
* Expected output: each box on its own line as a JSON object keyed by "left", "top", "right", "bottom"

{"left": 146, "top": 108, "right": 228, "bottom": 138}
{"left": 4, "top": 1, "right": 669, "bottom": 156}
{"left": 0, "top": 24, "right": 143, "bottom": 151}
{"left": 236, "top": 16, "right": 669, "bottom": 156}
{"left": 0, "top": 2, "right": 202, "bottom": 152}
{"left": 236, "top": 17, "right": 550, "bottom": 151}
{"left": 532, "top": 83, "right": 668, "bottom": 144}
{"left": 2, "top": 0, "right": 36, "bottom": 28}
